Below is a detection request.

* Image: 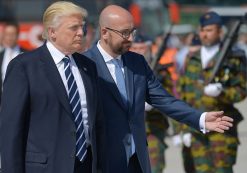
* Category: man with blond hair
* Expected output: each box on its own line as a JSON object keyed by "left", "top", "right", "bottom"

{"left": 0, "top": 1, "right": 104, "bottom": 173}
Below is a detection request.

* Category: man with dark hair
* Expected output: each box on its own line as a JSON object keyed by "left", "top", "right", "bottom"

{"left": 0, "top": 21, "right": 28, "bottom": 102}
{"left": 178, "top": 11, "right": 247, "bottom": 173}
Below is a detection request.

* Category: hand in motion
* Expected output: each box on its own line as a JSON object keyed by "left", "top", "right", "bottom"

{"left": 205, "top": 111, "right": 233, "bottom": 133}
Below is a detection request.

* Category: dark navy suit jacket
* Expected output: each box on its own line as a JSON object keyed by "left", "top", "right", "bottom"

{"left": 84, "top": 45, "right": 202, "bottom": 173}
{"left": 0, "top": 44, "right": 104, "bottom": 173}
{"left": 0, "top": 47, "right": 27, "bottom": 104}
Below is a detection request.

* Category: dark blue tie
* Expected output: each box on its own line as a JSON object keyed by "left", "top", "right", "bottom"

{"left": 63, "top": 56, "right": 87, "bottom": 162}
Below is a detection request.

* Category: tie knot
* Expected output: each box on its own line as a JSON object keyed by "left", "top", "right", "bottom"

{"left": 112, "top": 58, "right": 121, "bottom": 67}
{"left": 63, "top": 56, "right": 70, "bottom": 64}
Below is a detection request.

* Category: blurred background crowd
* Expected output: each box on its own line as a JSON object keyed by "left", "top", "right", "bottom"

{"left": 0, "top": 0, "right": 247, "bottom": 173}
{"left": 0, "top": 0, "right": 246, "bottom": 52}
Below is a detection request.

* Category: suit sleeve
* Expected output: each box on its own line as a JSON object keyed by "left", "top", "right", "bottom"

{"left": 0, "top": 58, "right": 30, "bottom": 173}
{"left": 143, "top": 57, "right": 202, "bottom": 130}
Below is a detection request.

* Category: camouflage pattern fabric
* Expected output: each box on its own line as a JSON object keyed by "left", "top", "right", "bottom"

{"left": 147, "top": 131, "right": 167, "bottom": 173}
{"left": 191, "top": 133, "right": 238, "bottom": 173}
{"left": 170, "top": 120, "right": 196, "bottom": 173}
{"left": 146, "top": 109, "right": 169, "bottom": 173}
{"left": 146, "top": 67, "right": 173, "bottom": 173}
{"left": 177, "top": 49, "right": 247, "bottom": 173}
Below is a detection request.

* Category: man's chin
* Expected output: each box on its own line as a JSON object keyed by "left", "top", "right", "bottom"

{"left": 74, "top": 45, "right": 83, "bottom": 52}
{"left": 123, "top": 47, "right": 131, "bottom": 53}
{"left": 202, "top": 40, "right": 220, "bottom": 47}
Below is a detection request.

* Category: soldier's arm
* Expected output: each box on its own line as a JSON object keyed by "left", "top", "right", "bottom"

{"left": 219, "top": 54, "right": 247, "bottom": 103}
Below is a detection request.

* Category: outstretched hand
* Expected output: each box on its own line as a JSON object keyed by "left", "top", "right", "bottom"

{"left": 205, "top": 111, "right": 233, "bottom": 133}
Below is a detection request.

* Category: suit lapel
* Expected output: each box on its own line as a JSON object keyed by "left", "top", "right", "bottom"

{"left": 39, "top": 45, "right": 71, "bottom": 115}
{"left": 92, "top": 46, "right": 127, "bottom": 110}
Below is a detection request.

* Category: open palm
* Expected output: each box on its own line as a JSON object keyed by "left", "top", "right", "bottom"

{"left": 205, "top": 111, "right": 233, "bottom": 133}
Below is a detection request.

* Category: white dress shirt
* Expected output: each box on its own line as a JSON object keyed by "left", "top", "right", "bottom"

{"left": 46, "top": 41, "right": 90, "bottom": 144}
{"left": 1, "top": 46, "right": 22, "bottom": 82}
{"left": 201, "top": 44, "right": 220, "bottom": 69}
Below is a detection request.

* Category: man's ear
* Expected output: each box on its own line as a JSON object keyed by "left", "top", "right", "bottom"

{"left": 218, "top": 26, "right": 224, "bottom": 40}
{"left": 101, "top": 27, "right": 108, "bottom": 40}
{"left": 48, "top": 27, "right": 56, "bottom": 40}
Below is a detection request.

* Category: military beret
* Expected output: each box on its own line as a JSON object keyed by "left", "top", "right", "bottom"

{"left": 199, "top": 11, "right": 222, "bottom": 27}
{"left": 133, "top": 34, "right": 151, "bottom": 43}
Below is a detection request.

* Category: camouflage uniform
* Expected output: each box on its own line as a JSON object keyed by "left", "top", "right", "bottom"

{"left": 178, "top": 49, "right": 247, "bottom": 173}
{"left": 171, "top": 120, "right": 196, "bottom": 173}
{"left": 145, "top": 65, "right": 173, "bottom": 173}
{"left": 146, "top": 110, "right": 168, "bottom": 173}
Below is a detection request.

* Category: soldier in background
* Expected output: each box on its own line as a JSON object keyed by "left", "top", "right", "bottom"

{"left": 130, "top": 34, "right": 172, "bottom": 173}
{"left": 0, "top": 21, "right": 28, "bottom": 103}
{"left": 178, "top": 11, "right": 246, "bottom": 173}
{"left": 170, "top": 34, "right": 202, "bottom": 173}
{"left": 235, "top": 25, "right": 247, "bottom": 57}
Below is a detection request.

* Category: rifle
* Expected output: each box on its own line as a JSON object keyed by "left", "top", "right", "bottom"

{"left": 150, "top": 25, "right": 173, "bottom": 73}
{"left": 207, "top": 13, "right": 247, "bottom": 84}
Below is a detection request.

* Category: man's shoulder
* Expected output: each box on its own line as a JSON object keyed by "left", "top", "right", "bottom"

{"left": 18, "top": 46, "right": 44, "bottom": 59}
{"left": 83, "top": 45, "right": 98, "bottom": 59}
{"left": 123, "top": 51, "right": 145, "bottom": 63}
{"left": 11, "top": 45, "right": 46, "bottom": 66}
{"left": 229, "top": 47, "right": 246, "bottom": 59}
{"left": 125, "top": 51, "right": 143, "bottom": 57}
{"left": 74, "top": 52, "right": 95, "bottom": 66}
{"left": 73, "top": 52, "right": 98, "bottom": 75}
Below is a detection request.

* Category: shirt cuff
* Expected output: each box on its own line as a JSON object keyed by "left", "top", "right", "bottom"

{"left": 199, "top": 112, "right": 209, "bottom": 134}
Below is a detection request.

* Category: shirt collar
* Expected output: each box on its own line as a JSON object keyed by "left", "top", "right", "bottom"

{"left": 202, "top": 43, "right": 220, "bottom": 53}
{"left": 97, "top": 40, "right": 122, "bottom": 63}
{"left": 46, "top": 41, "right": 72, "bottom": 65}
{"left": 5, "top": 45, "right": 20, "bottom": 53}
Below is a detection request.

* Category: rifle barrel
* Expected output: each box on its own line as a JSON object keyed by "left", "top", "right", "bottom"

{"left": 207, "top": 20, "right": 241, "bottom": 84}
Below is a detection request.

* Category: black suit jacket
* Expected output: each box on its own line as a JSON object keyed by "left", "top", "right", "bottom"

{"left": 0, "top": 47, "right": 27, "bottom": 103}
{"left": 0, "top": 44, "right": 104, "bottom": 173}
{"left": 84, "top": 45, "right": 202, "bottom": 173}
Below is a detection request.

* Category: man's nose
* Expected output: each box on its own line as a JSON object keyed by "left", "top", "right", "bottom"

{"left": 77, "top": 28, "right": 83, "bottom": 36}
{"left": 128, "top": 33, "right": 134, "bottom": 42}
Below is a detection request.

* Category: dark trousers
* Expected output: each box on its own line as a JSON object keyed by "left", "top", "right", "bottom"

{"left": 128, "top": 153, "right": 142, "bottom": 173}
{"left": 74, "top": 147, "right": 92, "bottom": 173}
